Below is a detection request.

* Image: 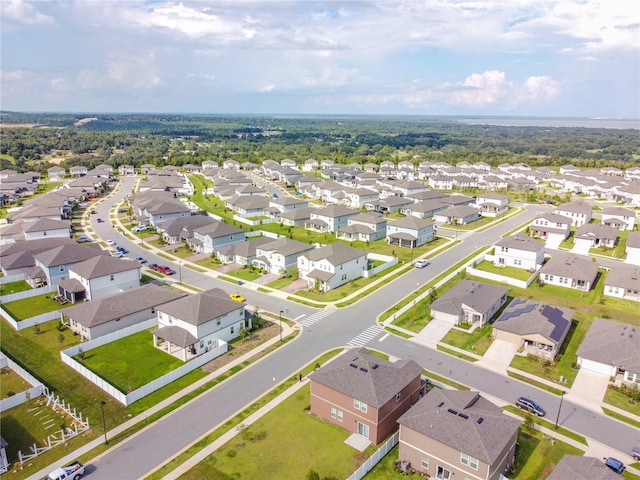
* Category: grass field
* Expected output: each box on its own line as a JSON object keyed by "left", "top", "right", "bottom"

{"left": 2, "top": 293, "right": 71, "bottom": 320}
{"left": 440, "top": 324, "right": 494, "bottom": 356}
{"left": 0, "top": 280, "right": 32, "bottom": 296}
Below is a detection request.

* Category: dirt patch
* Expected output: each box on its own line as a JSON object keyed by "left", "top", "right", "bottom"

{"left": 201, "top": 322, "right": 279, "bottom": 373}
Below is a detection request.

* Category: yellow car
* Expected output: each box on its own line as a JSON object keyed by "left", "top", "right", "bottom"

{"left": 230, "top": 293, "right": 245, "bottom": 302}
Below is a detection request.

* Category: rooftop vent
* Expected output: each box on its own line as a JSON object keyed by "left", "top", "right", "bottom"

{"left": 477, "top": 417, "right": 484, "bottom": 424}
{"left": 349, "top": 363, "right": 358, "bottom": 368}
{"left": 360, "top": 367, "right": 368, "bottom": 373}
{"left": 372, "top": 364, "right": 379, "bottom": 369}
{"left": 437, "top": 401, "right": 445, "bottom": 408}
{"left": 458, "top": 413, "right": 469, "bottom": 420}
{"left": 447, "top": 408, "right": 458, "bottom": 415}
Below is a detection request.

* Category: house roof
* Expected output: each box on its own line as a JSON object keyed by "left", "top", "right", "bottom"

{"left": 34, "top": 243, "right": 105, "bottom": 267}
{"left": 304, "top": 242, "right": 366, "bottom": 265}
{"left": 602, "top": 206, "right": 635, "bottom": 217}
{"left": 152, "top": 325, "right": 199, "bottom": 347}
{"left": 397, "top": 389, "right": 520, "bottom": 465}
{"left": 159, "top": 215, "right": 217, "bottom": 236}
{"left": 349, "top": 212, "right": 386, "bottom": 225}
{"left": 437, "top": 205, "right": 480, "bottom": 218}
{"left": 70, "top": 255, "right": 140, "bottom": 279}
{"left": 495, "top": 234, "right": 545, "bottom": 253}
{"left": 193, "top": 220, "right": 244, "bottom": 239}
{"left": 311, "top": 204, "right": 359, "bottom": 218}
{"left": 338, "top": 224, "right": 375, "bottom": 235}
{"left": 64, "top": 284, "right": 186, "bottom": 327}
{"left": 22, "top": 218, "right": 71, "bottom": 233}
{"left": 431, "top": 280, "right": 508, "bottom": 317}
{"left": 58, "top": 277, "right": 86, "bottom": 293}
{"left": 493, "top": 299, "right": 573, "bottom": 346}
{"left": 574, "top": 223, "right": 619, "bottom": 241}
{"left": 389, "top": 216, "right": 433, "bottom": 230}
{"left": 577, "top": 318, "right": 640, "bottom": 372}
{"left": 309, "top": 348, "right": 422, "bottom": 408}
{"left": 539, "top": 253, "right": 599, "bottom": 282}
{"left": 278, "top": 207, "right": 314, "bottom": 221}
{"left": 257, "top": 238, "right": 315, "bottom": 257}
{"left": 534, "top": 213, "right": 572, "bottom": 225}
{"left": 158, "top": 288, "right": 244, "bottom": 326}
{"left": 628, "top": 231, "right": 640, "bottom": 249}
{"left": 556, "top": 200, "right": 592, "bottom": 214}
{"left": 546, "top": 455, "right": 620, "bottom": 480}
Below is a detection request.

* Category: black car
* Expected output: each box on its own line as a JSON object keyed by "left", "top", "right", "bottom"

{"left": 515, "top": 396, "right": 546, "bottom": 416}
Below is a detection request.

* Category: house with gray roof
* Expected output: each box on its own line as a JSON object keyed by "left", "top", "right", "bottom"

{"left": 400, "top": 200, "right": 448, "bottom": 219}
{"left": 529, "top": 212, "right": 572, "bottom": 246}
{"left": 538, "top": 253, "right": 598, "bottom": 291}
{"left": 62, "top": 284, "right": 185, "bottom": 340}
{"left": 336, "top": 212, "right": 387, "bottom": 242}
{"left": 430, "top": 280, "right": 508, "bottom": 326}
{"left": 626, "top": 231, "right": 640, "bottom": 266}
{"left": 154, "top": 288, "right": 247, "bottom": 361}
{"left": 156, "top": 215, "right": 218, "bottom": 245}
{"left": 386, "top": 216, "right": 435, "bottom": 248}
{"left": 22, "top": 217, "right": 71, "bottom": 241}
{"left": 191, "top": 220, "right": 246, "bottom": 255}
{"left": 60, "top": 255, "right": 142, "bottom": 302}
{"left": 297, "top": 242, "right": 367, "bottom": 292}
{"left": 216, "top": 236, "right": 274, "bottom": 265}
{"left": 306, "top": 205, "right": 359, "bottom": 233}
{"left": 577, "top": 318, "right": 640, "bottom": 385}
{"left": 493, "top": 234, "right": 545, "bottom": 271}
{"left": 573, "top": 223, "right": 618, "bottom": 250}
{"left": 546, "top": 455, "right": 620, "bottom": 480}
{"left": 277, "top": 206, "right": 313, "bottom": 227}
{"left": 366, "top": 195, "right": 414, "bottom": 214}
{"left": 252, "top": 238, "right": 315, "bottom": 275}
{"left": 47, "top": 166, "right": 66, "bottom": 182}
{"left": 33, "top": 242, "right": 106, "bottom": 286}
{"left": 309, "top": 348, "right": 423, "bottom": 445}
{"left": 555, "top": 200, "right": 593, "bottom": 227}
{"left": 604, "top": 264, "right": 640, "bottom": 303}
{"left": 493, "top": 299, "right": 573, "bottom": 359}
{"left": 433, "top": 205, "right": 481, "bottom": 225}
{"left": 0, "top": 237, "right": 77, "bottom": 276}
{"left": 476, "top": 193, "right": 509, "bottom": 217}
{"left": 397, "top": 389, "right": 519, "bottom": 480}
{"left": 602, "top": 206, "right": 636, "bottom": 231}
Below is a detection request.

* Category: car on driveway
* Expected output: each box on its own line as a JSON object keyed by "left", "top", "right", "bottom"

{"left": 132, "top": 225, "right": 148, "bottom": 233}
{"left": 604, "top": 457, "right": 625, "bottom": 474}
{"left": 135, "top": 257, "right": 147, "bottom": 264}
{"left": 415, "top": 260, "right": 429, "bottom": 268}
{"left": 77, "top": 235, "right": 90, "bottom": 243}
{"left": 515, "top": 396, "right": 546, "bottom": 416}
{"left": 230, "top": 293, "right": 245, "bottom": 302}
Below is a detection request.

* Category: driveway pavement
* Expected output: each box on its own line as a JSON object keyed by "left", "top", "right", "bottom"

{"left": 411, "top": 319, "right": 451, "bottom": 348}
{"left": 565, "top": 368, "right": 610, "bottom": 412}
{"left": 572, "top": 242, "right": 591, "bottom": 255}
{"left": 476, "top": 339, "right": 519, "bottom": 374}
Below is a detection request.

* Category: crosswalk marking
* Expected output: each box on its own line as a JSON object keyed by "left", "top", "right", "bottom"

{"left": 347, "top": 325, "right": 384, "bottom": 347}
{"left": 298, "top": 310, "right": 334, "bottom": 327}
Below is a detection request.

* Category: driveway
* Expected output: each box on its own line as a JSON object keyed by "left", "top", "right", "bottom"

{"left": 476, "top": 339, "right": 519, "bottom": 374}
{"left": 411, "top": 319, "right": 452, "bottom": 348}
{"left": 565, "top": 368, "right": 609, "bottom": 412}
{"left": 572, "top": 242, "right": 591, "bottom": 255}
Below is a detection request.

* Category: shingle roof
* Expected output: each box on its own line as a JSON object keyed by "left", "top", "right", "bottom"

{"left": 546, "top": 455, "right": 621, "bottom": 480}
{"left": 304, "top": 242, "right": 366, "bottom": 265}
{"left": 312, "top": 204, "right": 359, "bottom": 218}
{"left": 431, "top": 280, "right": 508, "bottom": 317}
{"left": 494, "top": 299, "right": 573, "bottom": 346}
{"left": 193, "top": 220, "right": 244, "bottom": 239}
{"left": 390, "top": 216, "right": 433, "bottom": 230}
{"left": 628, "top": 231, "right": 640, "bottom": 248}
{"left": 22, "top": 218, "right": 71, "bottom": 232}
{"left": 539, "top": 253, "right": 598, "bottom": 282}
{"left": 34, "top": 243, "right": 105, "bottom": 267}
{"left": 157, "top": 288, "right": 243, "bottom": 325}
{"left": 397, "top": 389, "right": 520, "bottom": 465}
{"left": 257, "top": 238, "right": 314, "bottom": 257}
{"left": 577, "top": 318, "right": 640, "bottom": 372}
{"left": 152, "top": 325, "right": 199, "bottom": 347}
{"left": 495, "top": 234, "right": 545, "bottom": 253}
{"left": 574, "top": 223, "right": 619, "bottom": 241}
{"left": 309, "top": 348, "right": 422, "bottom": 408}
{"left": 70, "top": 255, "right": 140, "bottom": 279}
{"left": 605, "top": 264, "right": 640, "bottom": 290}
{"left": 556, "top": 200, "right": 592, "bottom": 214}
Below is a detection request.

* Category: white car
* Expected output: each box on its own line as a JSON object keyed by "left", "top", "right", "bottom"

{"left": 415, "top": 260, "right": 430, "bottom": 269}
{"left": 132, "top": 225, "right": 148, "bottom": 233}
{"left": 106, "top": 239, "right": 116, "bottom": 246}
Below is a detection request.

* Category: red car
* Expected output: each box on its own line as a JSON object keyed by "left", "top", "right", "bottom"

{"left": 157, "top": 266, "right": 175, "bottom": 275}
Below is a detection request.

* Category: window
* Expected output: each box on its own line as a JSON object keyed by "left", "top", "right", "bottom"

{"left": 110, "top": 274, "right": 115, "bottom": 281}
{"left": 59, "top": 266, "right": 65, "bottom": 272}
{"left": 436, "top": 466, "right": 451, "bottom": 479}
{"left": 461, "top": 453, "right": 479, "bottom": 470}
{"left": 395, "top": 392, "right": 401, "bottom": 402}
{"left": 354, "top": 399, "right": 368, "bottom": 413}
{"left": 421, "top": 457, "right": 429, "bottom": 469}
{"left": 331, "top": 407, "right": 337, "bottom": 419}
{"left": 357, "top": 422, "right": 369, "bottom": 439}
{"left": 230, "top": 326, "right": 234, "bottom": 334}
{"left": 337, "top": 410, "right": 343, "bottom": 422}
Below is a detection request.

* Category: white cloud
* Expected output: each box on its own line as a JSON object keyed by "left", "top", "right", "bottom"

{"left": 1, "top": 0, "right": 54, "bottom": 25}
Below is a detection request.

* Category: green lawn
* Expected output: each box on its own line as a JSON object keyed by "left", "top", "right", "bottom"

{"left": 473, "top": 260, "right": 534, "bottom": 281}
{"left": 507, "top": 371, "right": 565, "bottom": 396}
{"left": 0, "top": 280, "right": 32, "bottom": 296}
{"left": 2, "top": 293, "right": 70, "bottom": 320}
{"left": 74, "top": 330, "right": 190, "bottom": 392}
{"left": 0, "top": 368, "right": 31, "bottom": 398}
{"left": 603, "top": 386, "right": 640, "bottom": 416}
{"left": 440, "top": 324, "right": 494, "bottom": 356}
{"left": 512, "top": 430, "right": 583, "bottom": 479}
{"left": 227, "top": 267, "right": 263, "bottom": 282}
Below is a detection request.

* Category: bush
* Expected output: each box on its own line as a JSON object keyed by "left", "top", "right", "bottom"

{"left": 226, "top": 449, "right": 237, "bottom": 458}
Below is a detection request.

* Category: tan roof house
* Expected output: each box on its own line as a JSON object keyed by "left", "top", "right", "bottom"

{"left": 538, "top": 253, "right": 598, "bottom": 291}
{"left": 309, "top": 348, "right": 423, "bottom": 446}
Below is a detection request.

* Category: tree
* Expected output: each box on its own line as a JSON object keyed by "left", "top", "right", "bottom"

{"left": 522, "top": 414, "right": 535, "bottom": 435}
{"left": 33, "top": 323, "right": 41, "bottom": 335}
{"left": 306, "top": 471, "right": 320, "bottom": 480}
{"left": 58, "top": 333, "right": 65, "bottom": 348}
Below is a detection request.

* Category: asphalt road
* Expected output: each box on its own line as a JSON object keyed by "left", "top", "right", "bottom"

{"left": 82, "top": 180, "right": 639, "bottom": 479}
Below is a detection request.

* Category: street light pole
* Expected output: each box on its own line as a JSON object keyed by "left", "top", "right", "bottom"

{"left": 554, "top": 391, "right": 566, "bottom": 429}
{"left": 178, "top": 262, "right": 182, "bottom": 284}
{"left": 279, "top": 310, "right": 283, "bottom": 342}
{"left": 100, "top": 400, "right": 108, "bottom": 444}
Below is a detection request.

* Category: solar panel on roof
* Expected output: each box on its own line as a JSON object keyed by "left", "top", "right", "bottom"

{"left": 447, "top": 408, "right": 458, "bottom": 415}
{"left": 349, "top": 363, "right": 357, "bottom": 368}
{"left": 458, "top": 413, "right": 469, "bottom": 419}
{"left": 498, "top": 300, "right": 536, "bottom": 323}
{"left": 541, "top": 305, "right": 570, "bottom": 342}
{"left": 360, "top": 367, "right": 368, "bottom": 372}
{"left": 477, "top": 417, "right": 484, "bottom": 424}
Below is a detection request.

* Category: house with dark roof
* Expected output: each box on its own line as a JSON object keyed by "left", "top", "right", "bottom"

{"left": 386, "top": 217, "right": 435, "bottom": 248}
{"left": 555, "top": 200, "right": 593, "bottom": 227}
{"left": 156, "top": 215, "right": 218, "bottom": 245}
{"left": 604, "top": 264, "right": 640, "bottom": 303}
{"left": 400, "top": 200, "right": 448, "bottom": 220}
{"left": 602, "top": 206, "right": 636, "bottom": 231}
{"left": 538, "top": 253, "right": 598, "bottom": 291}
{"left": 430, "top": 280, "right": 508, "bottom": 326}
{"left": 252, "top": 238, "right": 315, "bottom": 275}
{"left": 191, "top": 219, "right": 246, "bottom": 255}
{"left": 309, "top": 348, "right": 423, "bottom": 445}
{"left": 546, "top": 455, "right": 620, "bottom": 480}
{"left": 577, "top": 318, "right": 640, "bottom": 385}
{"left": 493, "top": 299, "right": 573, "bottom": 359}
{"left": 62, "top": 284, "right": 185, "bottom": 340}
{"left": 336, "top": 212, "right": 387, "bottom": 242}
{"left": 154, "top": 288, "right": 247, "bottom": 361}
{"left": 493, "top": 234, "right": 545, "bottom": 271}
{"left": 397, "top": 389, "right": 519, "bottom": 480}
{"left": 306, "top": 205, "right": 359, "bottom": 233}
{"left": 0, "top": 237, "right": 77, "bottom": 276}
{"left": 58, "top": 256, "right": 142, "bottom": 302}
{"left": 32, "top": 243, "right": 106, "bottom": 286}
{"left": 22, "top": 217, "right": 71, "bottom": 241}
{"left": 297, "top": 243, "right": 367, "bottom": 292}
{"left": 277, "top": 207, "right": 313, "bottom": 227}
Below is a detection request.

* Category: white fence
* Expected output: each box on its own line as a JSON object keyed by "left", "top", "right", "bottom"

{"left": 1, "top": 284, "right": 55, "bottom": 303}
{"left": 346, "top": 431, "right": 399, "bottom": 480}
{"left": 0, "top": 273, "right": 25, "bottom": 284}
{"left": 60, "top": 320, "right": 228, "bottom": 406}
{"left": 363, "top": 253, "right": 398, "bottom": 278}
{"left": 0, "top": 306, "right": 61, "bottom": 332}
{"left": 0, "top": 353, "right": 45, "bottom": 413}
{"left": 466, "top": 255, "right": 538, "bottom": 288}
{"left": 233, "top": 214, "right": 275, "bottom": 226}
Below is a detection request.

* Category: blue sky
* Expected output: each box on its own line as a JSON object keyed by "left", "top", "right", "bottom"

{"left": 1, "top": 0, "right": 638, "bottom": 117}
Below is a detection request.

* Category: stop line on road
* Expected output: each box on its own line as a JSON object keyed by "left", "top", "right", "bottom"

{"left": 297, "top": 310, "right": 334, "bottom": 327}
{"left": 347, "top": 325, "right": 385, "bottom": 347}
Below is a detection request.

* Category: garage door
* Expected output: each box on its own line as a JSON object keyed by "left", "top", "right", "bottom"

{"left": 579, "top": 358, "right": 616, "bottom": 376}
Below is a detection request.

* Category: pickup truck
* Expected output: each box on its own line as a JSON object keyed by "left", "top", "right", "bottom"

{"left": 43, "top": 460, "right": 85, "bottom": 480}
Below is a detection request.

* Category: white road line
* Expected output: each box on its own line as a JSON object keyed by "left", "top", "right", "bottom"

{"left": 378, "top": 333, "right": 389, "bottom": 342}
{"left": 294, "top": 314, "right": 305, "bottom": 321}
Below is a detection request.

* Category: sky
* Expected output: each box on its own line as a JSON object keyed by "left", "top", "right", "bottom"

{"left": 1, "top": 0, "right": 639, "bottom": 117}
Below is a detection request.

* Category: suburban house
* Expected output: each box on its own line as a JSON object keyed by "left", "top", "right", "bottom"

{"left": 601, "top": 206, "right": 636, "bottom": 231}
{"left": 0, "top": 237, "right": 77, "bottom": 276}
{"left": 401, "top": 200, "right": 448, "bottom": 220}
{"left": 476, "top": 193, "right": 509, "bottom": 217}
{"left": 47, "top": 166, "right": 66, "bottom": 181}
{"left": 433, "top": 205, "right": 481, "bottom": 225}
{"left": 430, "top": 280, "right": 508, "bottom": 326}
{"left": 32, "top": 243, "right": 106, "bottom": 286}
{"left": 555, "top": 200, "right": 593, "bottom": 227}
{"left": 306, "top": 205, "right": 359, "bottom": 233}
{"left": 397, "top": 389, "right": 520, "bottom": 480}
{"left": 156, "top": 215, "right": 218, "bottom": 245}
{"left": 69, "top": 166, "right": 87, "bottom": 177}
{"left": 57, "top": 256, "right": 142, "bottom": 303}
{"left": 216, "top": 236, "right": 274, "bottom": 265}
{"left": 190, "top": 220, "right": 246, "bottom": 255}
{"left": 493, "top": 299, "right": 573, "bottom": 359}
{"left": 529, "top": 213, "right": 572, "bottom": 244}
{"left": 538, "top": 253, "right": 599, "bottom": 291}
{"left": 546, "top": 455, "right": 621, "bottom": 480}
{"left": 626, "top": 232, "right": 640, "bottom": 266}
{"left": 573, "top": 223, "right": 618, "bottom": 250}
{"left": 577, "top": 318, "right": 640, "bottom": 385}
{"left": 277, "top": 207, "right": 313, "bottom": 227}
{"left": 336, "top": 212, "right": 387, "bottom": 242}
{"left": 154, "top": 288, "right": 248, "bottom": 361}
{"left": 22, "top": 218, "right": 71, "bottom": 241}
{"left": 365, "top": 196, "right": 414, "bottom": 214}
{"left": 603, "top": 264, "right": 640, "bottom": 302}
{"left": 252, "top": 238, "right": 315, "bottom": 275}
{"left": 269, "top": 196, "right": 309, "bottom": 214}
{"left": 297, "top": 243, "right": 367, "bottom": 292}
{"left": 386, "top": 217, "right": 435, "bottom": 248}
{"left": 62, "top": 284, "right": 185, "bottom": 340}
{"left": 309, "top": 348, "right": 423, "bottom": 445}
{"left": 132, "top": 192, "right": 192, "bottom": 227}
{"left": 493, "top": 234, "right": 545, "bottom": 271}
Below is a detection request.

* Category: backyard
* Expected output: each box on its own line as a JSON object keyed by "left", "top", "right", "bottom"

{"left": 0, "top": 280, "right": 32, "bottom": 296}
{"left": 2, "top": 293, "right": 72, "bottom": 320}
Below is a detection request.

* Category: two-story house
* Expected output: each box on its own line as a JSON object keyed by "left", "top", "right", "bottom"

{"left": 309, "top": 348, "right": 423, "bottom": 445}
{"left": 191, "top": 220, "right": 246, "bottom": 255}
{"left": 397, "top": 389, "right": 519, "bottom": 480}
{"left": 529, "top": 213, "right": 572, "bottom": 246}
{"left": 306, "top": 205, "right": 359, "bottom": 233}
{"left": 386, "top": 217, "right": 435, "bottom": 248}
{"left": 493, "top": 234, "right": 545, "bottom": 271}
{"left": 476, "top": 193, "right": 509, "bottom": 217}
{"left": 22, "top": 218, "right": 71, "bottom": 241}
{"left": 298, "top": 243, "right": 367, "bottom": 292}
{"left": 32, "top": 243, "right": 106, "bottom": 286}
{"left": 430, "top": 280, "right": 508, "bottom": 326}
{"left": 336, "top": 213, "right": 387, "bottom": 243}
{"left": 252, "top": 238, "right": 315, "bottom": 275}
{"left": 601, "top": 206, "right": 636, "bottom": 231}
{"left": 555, "top": 200, "right": 592, "bottom": 227}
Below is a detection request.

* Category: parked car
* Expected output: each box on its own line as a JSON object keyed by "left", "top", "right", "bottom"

{"left": 90, "top": 209, "right": 96, "bottom": 214}
{"left": 157, "top": 266, "right": 175, "bottom": 275}
{"left": 132, "top": 225, "right": 148, "bottom": 233}
{"left": 631, "top": 447, "right": 640, "bottom": 461}
{"left": 106, "top": 239, "right": 116, "bottom": 246}
{"left": 415, "top": 260, "right": 430, "bottom": 269}
{"left": 149, "top": 263, "right": 160, "bottom": 271}
{"left": 96, "top": 218, "right": 103, "bottom": 223}
{"left": 118, "top": 208, "right": 128, "bottom": 213}
{"left": 604, "top": 457, "right": 625, "bottom": 474}
{"left": 515, "top": 396, "right": 546, "bottom": 416}
{"left": 116, "top": 246, "right": 128, "bottom": 254}
{"left": 230, "top": 293, "right": 245, "bottom": 302}
{"left": 135, "top": 257, "right": 147, "bottom": 264}
{"left": 76, "top": 235, "right": 90, "bottom": 243}
{"left": 110, "top": 251, "right": 124, "bottom": 258}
